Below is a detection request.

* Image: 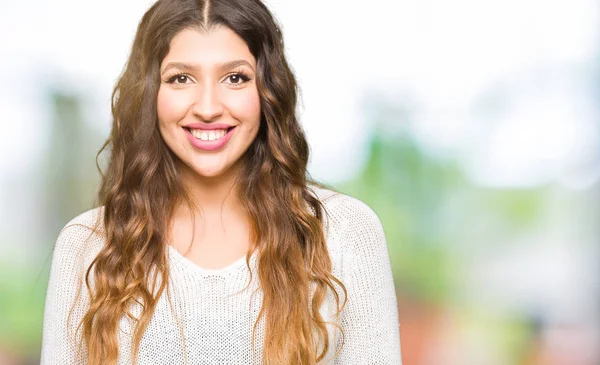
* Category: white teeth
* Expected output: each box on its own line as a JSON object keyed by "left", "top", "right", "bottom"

{"left": 190, "top": 128, "right": 228, "bottom": 141}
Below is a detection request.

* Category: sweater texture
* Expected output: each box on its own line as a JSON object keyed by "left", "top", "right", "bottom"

{"left": 40, "top": 186, "right": 402, "bottom": 364}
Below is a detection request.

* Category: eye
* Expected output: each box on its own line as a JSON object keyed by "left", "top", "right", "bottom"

{"left": 224, "top": 72, "right": 251, "bottom": 86}
{"left": 166, "top": 74, "right": 193, "bottom": 84}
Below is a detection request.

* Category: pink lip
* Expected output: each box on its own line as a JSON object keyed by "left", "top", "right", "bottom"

{"left": 184, "top": 126, "right": 236, "bottom": 151}
{"left": 184, "top": 122, "right": 234, "bottom": 130}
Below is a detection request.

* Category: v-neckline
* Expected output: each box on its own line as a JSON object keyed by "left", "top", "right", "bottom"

{"left": 167, "top": 245, "right": 257, "bottom": 276}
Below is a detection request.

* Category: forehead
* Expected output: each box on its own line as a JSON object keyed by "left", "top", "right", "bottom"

{"left": 161, "top": 26, "right": 256, "bottom": 68}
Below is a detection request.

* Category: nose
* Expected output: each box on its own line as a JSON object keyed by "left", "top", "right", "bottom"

{"left": 191, "top": 83, "right": 224, "bottom": 121}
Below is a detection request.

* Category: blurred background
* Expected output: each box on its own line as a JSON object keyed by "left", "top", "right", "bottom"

{"left": 1, "top": 0, "right": 598, "bottom": 364}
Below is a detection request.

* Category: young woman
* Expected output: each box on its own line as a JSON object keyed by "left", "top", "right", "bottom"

{"left": 40, "top": 0, "right": 402, "bottom": 364}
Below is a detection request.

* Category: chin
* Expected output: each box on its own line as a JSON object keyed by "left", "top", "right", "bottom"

{"left": 187, "top": 161, "right": 231, "bottom": 179}
{"left": 195, "top": 169, "right": 224, "bottom": 178}
{"left": 188, "top": 166, "right": 223, "bottom": 178}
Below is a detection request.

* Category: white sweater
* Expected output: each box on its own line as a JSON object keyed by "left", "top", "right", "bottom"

{"left": 40, "top": 186, "right": 402, "bottom": 364}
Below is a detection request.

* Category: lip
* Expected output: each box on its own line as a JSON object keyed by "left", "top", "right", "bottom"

{"left": 183, "top": 122, "right": 234, "bottom": 130}
{"left": 184, "top": 126, "right": 236, "bottom": 151}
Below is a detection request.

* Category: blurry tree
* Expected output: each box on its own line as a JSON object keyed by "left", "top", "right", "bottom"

{"left": 340, "top": 130, "right": 461, "bottom": 302}
{"left": 338, "top": 94, "right": 548, "bottom": 303}
{"left": 337, "top": 95, "right": 549, "bottom": 364}
{"left": 43, "top": 89, "right": 103, "bottom": 238}
{"left": 0, "top": 87, "right": 104, "bottom": 364}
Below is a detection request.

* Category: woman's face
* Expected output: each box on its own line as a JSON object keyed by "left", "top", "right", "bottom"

{"left": 157, "top": 26, "right": 261, "bottom": 180}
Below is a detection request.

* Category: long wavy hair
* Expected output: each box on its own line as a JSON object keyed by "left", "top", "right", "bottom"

{"left": 76, "top": 0, "right": 347, "bottom": 364}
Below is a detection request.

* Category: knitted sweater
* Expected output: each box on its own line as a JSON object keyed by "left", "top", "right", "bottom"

{"left": 40, "top": 186, "right": 402, "bottom": 364}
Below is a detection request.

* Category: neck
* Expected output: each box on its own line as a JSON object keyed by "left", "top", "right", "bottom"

{"left": 177, "top": 160, "right": 245, "bottom": 218}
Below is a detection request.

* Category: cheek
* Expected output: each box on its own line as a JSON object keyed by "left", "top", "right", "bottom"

{"left": 157, "top": 88, "right": 189, "bottom": 126}
{"left": 228, "top": 88, "right": 261, "bottom": 127}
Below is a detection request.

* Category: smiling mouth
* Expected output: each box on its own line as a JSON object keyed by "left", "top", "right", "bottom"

{"left": 183, "top": 126, "right": 235, "bottom": 141}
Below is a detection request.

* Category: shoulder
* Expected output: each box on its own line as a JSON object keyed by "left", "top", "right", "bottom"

{"left": 57, "top": 206, "right": 104, "bottom": 241}
{"left": 308, "top": 183, "right": 383, "bottom": 234}
{"left": 308, "top": 183, "right": 386, "bottom": 254}
{"left": 52, "top": 207, "right": 105, "bottom": 267}
{"left": 308, "top": 185, "right": 391, "bottom": 283}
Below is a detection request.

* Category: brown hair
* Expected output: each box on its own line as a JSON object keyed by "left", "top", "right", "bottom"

{"left": 77, "top": 0, "right": 346, "bottom": 364}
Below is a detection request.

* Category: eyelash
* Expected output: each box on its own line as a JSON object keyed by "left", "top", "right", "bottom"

{"left": 164, "top": 72, "right": 251, "bottom": 86}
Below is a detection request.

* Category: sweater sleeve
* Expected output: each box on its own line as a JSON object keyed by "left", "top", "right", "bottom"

{"left": 334, "top": 198, "right": 402, "bottom": 364}
{"left": 40, "top": 220, "right": 96, "bottom": 365}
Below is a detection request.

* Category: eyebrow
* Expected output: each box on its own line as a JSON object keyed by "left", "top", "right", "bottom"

{"left": 160, "top": 60, "right": 254, "bottom": 75}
